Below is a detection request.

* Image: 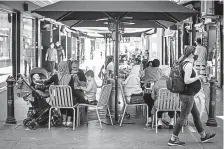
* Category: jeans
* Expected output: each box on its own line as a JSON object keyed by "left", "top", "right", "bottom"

{"left": 158, "top": 111, "right": 174, "bottom": 118}
{"left": 24, "top": 60, "right": 31, "bottom": 75}
{"left": 143, "top": 93, "right": 154, "bottom": 117}
{"left": 48, "top": 61, "right": 55, "bottom": 76}
{"left": 173, "top": 94, "right": 204, "bottom": 136}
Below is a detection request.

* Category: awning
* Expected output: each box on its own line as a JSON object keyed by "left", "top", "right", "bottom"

{"left": 33, "top": 1, "right": 198, "bottom": 23}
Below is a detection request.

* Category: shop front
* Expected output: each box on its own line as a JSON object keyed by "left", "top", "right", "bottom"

{"left": 20, "top": 16, "right": 36, "bottom": 76}
{"left": 0, "top": 9, "right": 13, "bottom": 84}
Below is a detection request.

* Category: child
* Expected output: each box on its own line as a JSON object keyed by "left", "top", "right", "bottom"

{"left": 31, "top": 74, "right": 49, "bottom": 92}
{"left": 80, "top": 70, "right": 98, "bottom": 105}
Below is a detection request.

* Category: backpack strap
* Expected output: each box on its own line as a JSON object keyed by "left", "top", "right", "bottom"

{"left": 182, "top": 61, "right": 193, "bottom": 72}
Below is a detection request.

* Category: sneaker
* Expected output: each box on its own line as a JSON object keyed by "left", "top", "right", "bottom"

{"left": 169, "top": 118, "right": 174, "bottom": 129}
{"left": 66, "top": 122, "right": 73, "bottom": 127}
{"left": 158, "top": 119, "right": 162, "bottom": 129}
{"left": 145, "top": 122, "right": 152, "bottom": 128}
{"left": 201, "top": 133, "right": 216, "bottom": 143}
{"left": 168, "top": 138, "right": 185, "bottom": 146}
{"left": 62, "top": 122, "right": 66, "bottom": 126}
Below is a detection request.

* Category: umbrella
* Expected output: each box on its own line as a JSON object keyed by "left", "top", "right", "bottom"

{"left": 33, "top": 1, "right": 198, "bottom": 122}
{"left": 61, "top": 20, "right": 175, "bottom": 29}
{"left": 33, "top": 1, "right": 197, "bottom": 22}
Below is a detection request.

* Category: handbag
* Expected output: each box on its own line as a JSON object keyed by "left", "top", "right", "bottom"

{"left": 130, "top": 92, "right": 144, "bottom": 104}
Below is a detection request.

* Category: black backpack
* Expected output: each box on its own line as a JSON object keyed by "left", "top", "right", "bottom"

{"left": 166, "top": 61, "right": 188, "bottom": 93}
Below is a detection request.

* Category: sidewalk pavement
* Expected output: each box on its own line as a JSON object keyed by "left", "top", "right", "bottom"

{"left": 0, "top": 89, "right": 223, "bottom": 149}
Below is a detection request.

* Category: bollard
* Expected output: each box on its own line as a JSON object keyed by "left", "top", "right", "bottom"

{"left": 5, "top": 75, "right": 16, "bottom": 124}
{"left": 206, "top": 78, "right": 218, "bottom": 127}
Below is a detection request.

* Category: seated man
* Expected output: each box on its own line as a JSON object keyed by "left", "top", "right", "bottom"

{"left": 70, "top": 60, "right": 88, "bottom": 104}
{"left": 151, "top": 66, "right": 174, "bottom": 129}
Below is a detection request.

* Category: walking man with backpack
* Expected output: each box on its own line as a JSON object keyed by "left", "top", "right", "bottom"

{"left": 167, "top": 46, "right": 216, "bottom": 146}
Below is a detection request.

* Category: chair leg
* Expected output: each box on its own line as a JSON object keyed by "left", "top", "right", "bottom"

{"left": 96, "top": 107, "right": 102, "bottom": 129}
{"left": 174, "top": 111, "right": 177, "bottom": 124}
{"left": 156, "top": 111, "right": 158, "bottom": 134}
{"left": 86, "top": 106, "right": 89, "bottom": 125}
{"left": 73, "top": 108, "right": 76, "bottom": 131}
{"left": 146, "top": 105, "right": 149, "bottom": 125}
{"left": 48, "top": 107, "right": 52, "bottom": 130}
{"left": 120, "top": 105, "right": 127, "bottom": 127}
{"left": 142, "top": 105, "right": 145, "bottom": 116}
{"left": 76, "top": 106, "right": 80, "bottom": 127}
{"left": 107, "top": 105, "right": 113, "bottom": 125}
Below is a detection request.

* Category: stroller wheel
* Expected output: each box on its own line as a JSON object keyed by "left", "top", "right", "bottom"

{"left": 125, "top": 113, "right": 131, "bottom": 119}
{"left": 28, "top": 122, "right": 37, "bottom": 130}
{"left": 23, "top": 119, "right": 31, "bottom": 127}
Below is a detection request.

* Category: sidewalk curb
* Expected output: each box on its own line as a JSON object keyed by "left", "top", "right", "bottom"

{"left": 0, "top": 86, "right": 6, "bottom": 93}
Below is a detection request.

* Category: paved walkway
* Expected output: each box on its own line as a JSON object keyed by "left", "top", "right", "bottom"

{"left": 0, "top": 89, "right": 223, "bottom": 149}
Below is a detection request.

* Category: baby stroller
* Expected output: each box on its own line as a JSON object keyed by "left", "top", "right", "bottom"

{"left": 16, "top": 67, "right": 61, "bottom": 129}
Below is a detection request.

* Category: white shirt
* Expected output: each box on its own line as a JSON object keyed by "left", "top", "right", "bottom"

{"left": 195, "top": 45, "right": 207, "bottom": 65}
{"left": 106, "top": 62, "right": 114, "bottom": 72}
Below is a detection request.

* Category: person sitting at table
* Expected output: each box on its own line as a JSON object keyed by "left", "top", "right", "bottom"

{"left": 80, "top": 70, "right": 98, "bottom": 105}
{"left": 70, "top": 60, "right": 88, "bottom": 104}
{"left": 123, "top": 64, "right": 143, "bottom": 103}
{"left": 44, "top": 61, "right": 74, "bottom": 127}
{"left": 151, "top": 66, "right": 174, "bottom": 129}
{"left": 142, "top": 59, "right": 162, "bottom": 83}
{"left": 131, "top": 58, "right": 141, "bottom": 77}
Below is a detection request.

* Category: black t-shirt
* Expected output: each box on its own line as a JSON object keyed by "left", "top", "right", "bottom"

{"left": 77, "top": 69, "right": 86, "bottom": 82}
{"left": 181, "top": 62, "right": 201, "bottom": 96}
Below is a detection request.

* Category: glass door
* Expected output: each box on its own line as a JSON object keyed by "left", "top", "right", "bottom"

{"left": 0, "top": 11, "right": 12, "bottom": 79}
{"left": 21, "top": 17, "right": 36, "bottom": 76}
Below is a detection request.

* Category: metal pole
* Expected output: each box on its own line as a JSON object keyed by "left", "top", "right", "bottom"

{"left": 105, "top": 34, "right": 108, "bottom": 67}
{"left": 206, "top": 78, "right": 218, "bottom": 127}
{"left": 114, "top": 20, "right": 120, "bottom": 122}
{"left": 5, "top": 76, "right": 16, "bottom": 124}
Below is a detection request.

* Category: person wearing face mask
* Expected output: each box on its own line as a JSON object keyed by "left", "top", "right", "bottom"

{"left": 45, "top": 42, "right": 58, "bottom": 76}
{"left": 168, "top": 46, "right": 216, "bottom": 146}
{"left": 194, "top": 38, "right": 207, "bottom": 78}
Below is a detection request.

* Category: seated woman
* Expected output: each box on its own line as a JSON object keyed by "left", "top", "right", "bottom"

{"left": 80, "top": 70, "right": 98, "bottom": 105}
{"left": 131, "top": 58, "right": 141, "bottom": 77}
{"left": 151, "top": 66, "right": 174, "bottom": 129}
{"left": 44, "top": 61, "right": 74, "bottom": 127}
{"left": 123, "top": 65, "right": 143, "bottom": 104}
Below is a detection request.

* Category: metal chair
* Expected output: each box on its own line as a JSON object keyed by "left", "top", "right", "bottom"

{"left": 119, "top": 83, "right": 149, "bottom": 126}
{"left": 151, "top": 88, "right": 181, "bottom": 133}
{"left": 76, "top": 84, "right": 113, "bottom": 129}
{"left": 48, "top": 85, "right": 78, "bottom": 130}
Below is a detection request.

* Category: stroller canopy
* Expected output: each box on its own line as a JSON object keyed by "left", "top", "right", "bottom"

{"left": 29, "top": 67, "right": 49, "bottom": 84}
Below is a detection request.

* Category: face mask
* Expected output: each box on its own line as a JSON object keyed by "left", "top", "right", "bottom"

{"left": 193, "top": 54, "right": 198, "bottom": 61}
